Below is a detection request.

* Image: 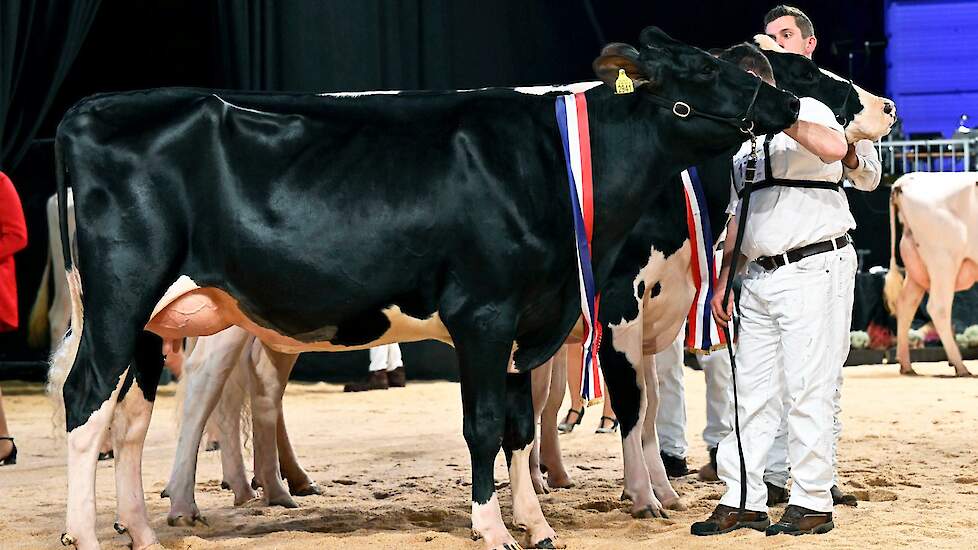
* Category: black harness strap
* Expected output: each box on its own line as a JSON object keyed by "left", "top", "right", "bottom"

{"left": 737, "top": 134, "right": 843, "bottom": 197}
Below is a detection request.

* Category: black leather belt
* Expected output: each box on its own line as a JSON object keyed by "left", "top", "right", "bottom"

{"left": 754, "top": 234, "right": 851, "bottom": 271}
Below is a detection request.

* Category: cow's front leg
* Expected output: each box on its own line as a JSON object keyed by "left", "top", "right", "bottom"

{"left": 641, "top": 354, "right": 685, "bottom": 511}
{"left": 507, "top": 371, "right": 565, "bottom": 549}
{"left": 529, "top": 358, "right": 553, "bottom": 495}
{"left": 603, "top": 316, "right": 666, "bottom": 518}
{"left": 112, "top": 336, "right": 163, "bottom": 550}
{"left": 539, "top": 345, "right": 573, "bottom": 489}
{"left": 248, "top": 345, "right": 297, "bottom": 508}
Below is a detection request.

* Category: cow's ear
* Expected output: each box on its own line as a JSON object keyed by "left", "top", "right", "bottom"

{"left": 593, "top": 54, "right": 649, "bottom": 90}
{"left": 639, "top": 26, "right": 677, "bottom": 48}
{"left": 601, "top": 42, "right": 641, "bottom": 59}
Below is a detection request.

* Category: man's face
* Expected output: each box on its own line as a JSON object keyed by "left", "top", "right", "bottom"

{"left": 765, "top": 15, "right": 817, "bottom": 58}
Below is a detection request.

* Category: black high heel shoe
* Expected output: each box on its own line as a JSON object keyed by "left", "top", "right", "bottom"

{"left": 558, "top": 407, "right": 584, "bottom": 434}
{"left": 0, "top": 436, "right": 17, "bottom": 466}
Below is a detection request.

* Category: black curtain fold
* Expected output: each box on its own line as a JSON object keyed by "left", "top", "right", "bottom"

{"left": 0, "top": 0, "right": 101, "bottom": 171}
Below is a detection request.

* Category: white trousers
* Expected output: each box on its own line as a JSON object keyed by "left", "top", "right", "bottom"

{"left": 368, "top": 343, "right": 404, "bottom": 372}
{"left": 700, "top": 349, "right": 734, "bottom": 450}
{"left": 717, "top": 246, "right": 856, "bottom": 513}
{"left": 655, "top": 329, "right": 687, "bottom": 459}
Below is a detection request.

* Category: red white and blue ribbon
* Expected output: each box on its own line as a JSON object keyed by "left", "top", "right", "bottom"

{"left": 682, "top": 167, "right": 728, "bottom": 353}
{"left": 555, "top": 93, "right": 603, "bottom": 405}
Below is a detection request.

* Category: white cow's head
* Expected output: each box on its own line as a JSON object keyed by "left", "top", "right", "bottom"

{"left": 753, "top": 34, "right": 896, "bottom": 143}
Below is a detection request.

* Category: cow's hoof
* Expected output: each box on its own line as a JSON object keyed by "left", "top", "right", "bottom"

{"left": 160, "top": 488, "right": 169, "bottom": 499}
{"left": 899, "top": 367, "right": 918, "bottom": 376}
{"left": 661, "top": 497, "right": 688, "bottom": 511}
{"left": 632, "top": 504, "right": 668, "bottom": 519}
{"left": 528, "top": 536, "right": 565, "bottom": 549}
{"left": 291, "top": 481, "right": 323, "bottom": 496}
{"left": 954, "top": 369, "right": 973, "bottom": 378}
{"left": 251, "top": 476, "right": 260, "bottom": 490}
{"left": 220, "top": 480, "right": 230, "bottom": 490}
{"left": 531, "top": 476, "right": 549, "bottom": 495}
{"left": 167, "top": 513, "right": 208, "bottom": 527}
{"left": 267, "top": 494, "right": 299, "bottom": 509}
{"left": 113, "top": 521, "right": 128, "bottom": 534}
{"left": 620, "top": 490, "right": 632, "bottom": 502}
{"left": 60, "top": 533, "right": 75, "bottom": 547}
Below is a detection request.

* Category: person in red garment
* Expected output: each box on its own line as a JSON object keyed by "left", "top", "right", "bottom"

{"left": 0, "top": 171, "right": 28, "bottom": 465}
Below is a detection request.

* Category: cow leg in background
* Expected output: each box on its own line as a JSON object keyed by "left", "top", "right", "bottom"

{"left": 506, "top": 371, "right": 564, "bottom": 549}
{"left": 923, "top": 261, "right": 973, "bottom": 377}
{"left": 895, "top": 277, "right": 925, "bottom": 375}
{"left": 640, "top": 353, "right": 686, "bottom": 511}
{"left": 166, "top": 329, "right": 251, "bottom": 525}
{"left": 529, "top": 357, "right": 553, "bottom": 494}
{"left": 540, "top": 345, "right": 573, "bottom": 489}
{"left": 248, "top": 345, "right": 298, "bottom": 508}
{"left": 214, "top": 353, "right": 258, "bottom": 505}
{"left": 601, "top": 312, "right": 667, "bottom": 518}
{"left": 112, "top": 332, "right": 166, "bottom": 550}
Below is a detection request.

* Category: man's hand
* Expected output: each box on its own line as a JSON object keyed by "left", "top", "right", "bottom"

{"left": 711, "top": 284, "right": 735, "bottom": 328}
{"left": 842, "top": 143, "right": 859, "bottom": 170}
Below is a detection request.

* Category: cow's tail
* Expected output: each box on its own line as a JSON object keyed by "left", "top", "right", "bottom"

{"left": 883, "top": 187, "right": 904, "bottom": 314}
{"left": 47, "top": 140, "right": 83, "bottom": 435}
{"left": 26, "top": 249, "right": 51, "bottom": 348}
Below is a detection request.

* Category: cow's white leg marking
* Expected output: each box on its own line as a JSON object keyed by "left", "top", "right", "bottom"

{"left": 510, "top": 442, "right": 564, "bottom": 548}
{"left": 472, "top": 493, "right": 519, "bottom": 550}
{"left": 112, "top": 385, "right": 159, "bottom": 549}
{"left": 64, "top": 371, "right": 128, "bottom": 550}
{"left": 248, "top": 344, "right": 297, "bottom": 508}
{"left": 641, "top": 354, "right": 685, "bottom": 510}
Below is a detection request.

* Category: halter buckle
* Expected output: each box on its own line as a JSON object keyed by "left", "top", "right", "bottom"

{"left": 739, "top": 119, "right": 755, "bottom": 135}
{"left": 672, "top": 102, "right": 691, "bottom": 118}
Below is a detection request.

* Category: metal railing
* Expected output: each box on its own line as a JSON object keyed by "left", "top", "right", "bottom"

{"left": 877, "top": 137, "right": 976, "bottom": 177}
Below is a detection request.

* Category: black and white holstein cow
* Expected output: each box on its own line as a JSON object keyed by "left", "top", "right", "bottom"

{"left": 49, "top": 27, "right": 800, "bottom": 550}
{"left": 531, "top": 36, "right": 897, "bottom": 511}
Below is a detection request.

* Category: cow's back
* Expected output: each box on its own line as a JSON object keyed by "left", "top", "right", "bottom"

{"left": 894, "top": 172, "right": 978, "bottom": 261}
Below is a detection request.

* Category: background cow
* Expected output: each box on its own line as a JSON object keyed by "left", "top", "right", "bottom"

{"left": 885, "top": 172, "right": 977, "bottom": 377}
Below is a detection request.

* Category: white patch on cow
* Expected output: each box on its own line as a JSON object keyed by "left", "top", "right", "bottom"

{"left": 48, "top": 267, "right": 84, "bottom": 434}
{"left": 318, "top": 89, "right": 403, "bottom": 97}
{"left": 509, "top": 442, "right": 559, "bottom": 546}
{"left": 211, "top": 94, "right": 269, "bottom": 115}
{"left": 818, "top": 67, "right": 896, "bottom": 142}
{"left": 472, "top": 493, "right": 517, "bottom": 548}
{"left": 513, "top": 81, "right": 601, "bottom": 95}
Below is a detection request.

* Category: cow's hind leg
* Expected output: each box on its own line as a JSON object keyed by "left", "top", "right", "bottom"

{"left": 506, "top": 371, "right": 564, "bottom": 549}
{"left": 447, "top": 323, "right": 521, "bottom": 550}
{"left": 529, "top": 357, "right": 553, "bottom": 495}
{"left": 166, "top": 330, "right": 250, "bottom": 524}
{"left": 112, "top": 332, "right": 165, "bottom": 550}
{"left": 248, "top": 345, "right": 298, "bottom": 508}
{"left": 540, "top": 345, "right": 573, "bottom": 489}
{"left": 214, "top": 351, "right": 257, "bottom": 505}
{"left": 895, "top": 277, "right": 925, "bottom": 375}
{"left": 924, "top": 264, "right": 973, "bottom": 377}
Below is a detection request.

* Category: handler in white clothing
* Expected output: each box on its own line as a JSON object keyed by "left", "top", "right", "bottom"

{"left": 691, "top": 42, "right": 851, "bottom": 537}
{"left": 343, "top": 343, "right": 406, "bottom": 392}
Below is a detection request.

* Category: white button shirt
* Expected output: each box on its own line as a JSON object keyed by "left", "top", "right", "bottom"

{"left": 727, "top": 97, "right": 853, "bottom": 262}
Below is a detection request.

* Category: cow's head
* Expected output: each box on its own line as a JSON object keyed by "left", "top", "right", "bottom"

{"left": 593, "top": 27, "right": 800, "bottom": 152}
{"left": 754, "top": 34, "right": 896, "bottom": 142}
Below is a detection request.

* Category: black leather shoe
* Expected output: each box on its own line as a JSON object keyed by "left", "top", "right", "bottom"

{"left": 660, "top": 452, "right": 689, "bottom": 478}
{"left": 766, "top": 504, "right": 834, "bottom": 536}
{"left": 691, "top": 504, "right": 770, "bottom": 536}
{"left": 766, "top": 481, "right": 789, "bottom": 506}
{"left": 831, "top": 484, "right": 858, "bottom": 507}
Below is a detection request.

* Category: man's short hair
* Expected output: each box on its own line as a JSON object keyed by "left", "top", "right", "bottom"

{"left": 764, "top": 5, "right": 815, "bottom": 38}
{"left": 719, "top": 42, "right": 775, "bottom": 85}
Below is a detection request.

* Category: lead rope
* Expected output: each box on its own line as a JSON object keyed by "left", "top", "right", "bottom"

{"left": 721, "top": 130, "right": 757, "bottom": 522}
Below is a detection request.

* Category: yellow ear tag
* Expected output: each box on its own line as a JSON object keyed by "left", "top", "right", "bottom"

{"left": 615, "top": 69, "right": 634, "bottom": 94}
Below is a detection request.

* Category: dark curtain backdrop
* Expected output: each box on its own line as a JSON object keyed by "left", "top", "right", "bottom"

{"left": 0, "top": 0, "right": 100, "bottom": 171}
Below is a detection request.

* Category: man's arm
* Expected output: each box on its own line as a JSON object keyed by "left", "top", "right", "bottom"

{"left": 711, "top": 215, "right": 746, "bottom": 327}
{"left": 842, "top": 139, "right": 882, "bottom": 191}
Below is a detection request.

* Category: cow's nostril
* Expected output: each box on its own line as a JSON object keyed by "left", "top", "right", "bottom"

{"left": 883, "top": 103, "right": 894, "bottom": 115}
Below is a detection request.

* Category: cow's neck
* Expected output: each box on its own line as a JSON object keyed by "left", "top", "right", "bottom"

{"left": 582, "top": 89, "right": 718, "bottom": 285}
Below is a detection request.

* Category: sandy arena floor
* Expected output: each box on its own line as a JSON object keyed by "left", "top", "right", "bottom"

{"left": 1, "top": 361, "right": 977, "bottom": 549}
